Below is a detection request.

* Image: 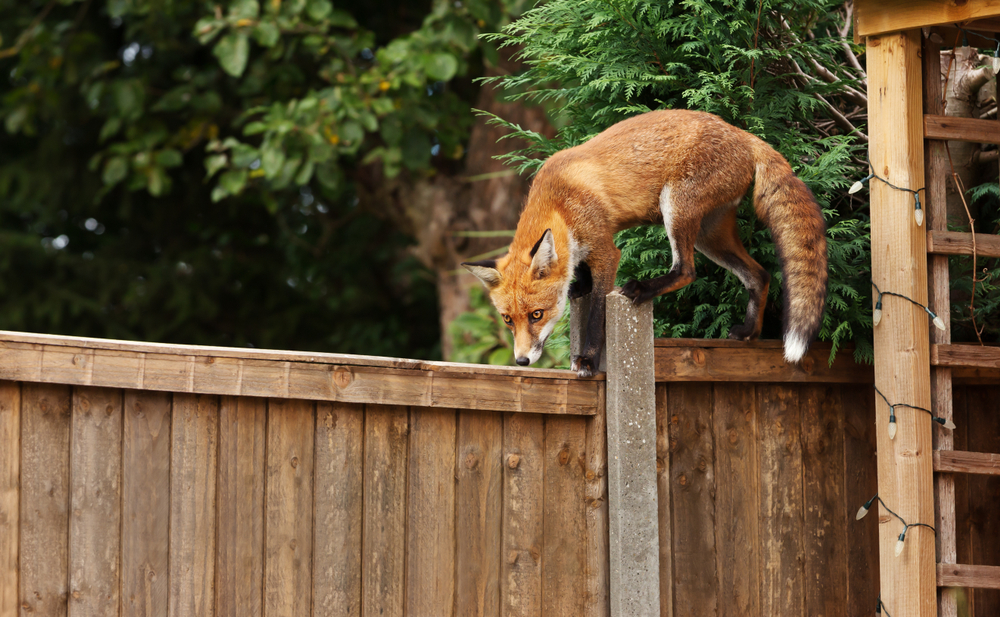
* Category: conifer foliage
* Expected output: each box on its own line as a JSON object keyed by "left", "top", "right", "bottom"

{"left": 484, "top": 0, "right": 874, "bottom": 362}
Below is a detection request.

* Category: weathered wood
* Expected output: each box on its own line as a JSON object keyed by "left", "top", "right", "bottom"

{"left": 455, "top": 411, "right": 502, "bottom": 617}
{"left": 542, "top": 417, "right": 587, "bottom": 617}
{"left": 966, "top": 388, "right": 1000, "bottom": 615}
{"left": 604, "top": 291, "right": 659, "bottom": 617}
{"left": 215, "top": 397, "right": 266, "bottom": 617}
{"left": 654, "top": 385, "right": 673, "bottom": 617}
{"left": 313, "top": 402, "right": 364, "bottom": 617}
{"left": 801, "top": 386, "right": 848, "bottom": 617}
{"left": 924, "top": 114, "right": 1000, "bottom": 146}
{"left": 583, "top": 383, "right": 609, "bottom": 617}
{"left": 938, "top": 564, "right": 1000, "bottom": 590}
{"left": 935, "top": 451, "right": 1000, "bottom": 475}
{"left": 926, "top": 231, "right": 1000, "bottom": 258}
{"left": 843, "top": 385, "right": 879, "bottom": 617}
{"left": 264, "top": 399, "right": 314, "bottom": 617}
{"left": 0, "top": 382, "right": 18, "bottom": 617}
{"left": 122, "top": 391, "right": 172, "bottom": 617}
{"left": 667, "top": 383, "right": 717, "bottom": 617}
{"left": 362, "top": 405, "right": 408, "bottom": 617}
{"left": 169, "top": 394, "right": 219, "bottom": 617}
{"left": 711, "top": 384, "right": 759, "bottom": 617}
{"left": 758, "top": 385, "right": 804, "bottom": 617}
{"left": 20, "top": 384, "right": 72, "bottom": 617}
{"left": 406, "top": 408, "right": 457, "bottom": 616}
{"left": 0, "top": 331, "right": 600, "bottom": 415}
{"left": 501, "top": 413, "right": 543, "bottom": 617}
{"left": 653, "top": 341, "right": 872, "bottom": 383}
{"left": 68, "top": 387, "right": 122, "bottom": 616}
{"left": 868, "top": 29, "right": 937, "bottom": 617}
{"left": 932, "top": 344, "right": 1000, "bottom": 369}
{"left": 856, "top": 0, "right": 1000, "bottom": 37}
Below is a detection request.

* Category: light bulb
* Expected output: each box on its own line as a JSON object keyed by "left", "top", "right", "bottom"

{"left": 933, "top": 315, "right": 945, "bottom": 331}
{"left": 856, "top": 504, "right": 870, "bottom": 520}
{"left": 873, "top": 307, "right": 882, "bottom": 327}
{"left": 914, "top": 207, "right": 924, "bottom": 226}
{"left": 849, "top": 180, "right": 864, "bottom": 194}
{"left": 888, "top": 417, "right": 897, "bottom": 440}
{"left": 944, "top": 418, "right": 956, "bottom": 430}
{"left": 895, "top": 537, "right": 905, "bottom": 556}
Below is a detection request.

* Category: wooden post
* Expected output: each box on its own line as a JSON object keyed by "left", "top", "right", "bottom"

{"left": 604, "top": 290, "right": 659, "bottom": 617}
{"left": 867, "top": 30, "right": 937, "bottom": 617}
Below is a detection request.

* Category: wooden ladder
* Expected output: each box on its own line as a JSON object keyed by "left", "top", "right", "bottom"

{"left": 922, "top": 33, "right": 1000, "bottom": 617}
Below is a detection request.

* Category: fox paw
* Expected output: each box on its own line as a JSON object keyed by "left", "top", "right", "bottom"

{"left": 620, "top": 279, "right": 652, "bottom": 305}
{"left": 727, "top": 324, "right": 760, "bottom": 341}
{"left": 571, "top": 355, "right": 595, "bottom": 378}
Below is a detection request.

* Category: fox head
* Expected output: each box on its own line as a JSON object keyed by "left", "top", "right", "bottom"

{"left": 462, "top": 228, "right": 569, "bottom": 367}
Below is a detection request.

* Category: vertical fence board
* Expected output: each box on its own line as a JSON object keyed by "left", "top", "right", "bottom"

{"left": 169, "top": 394, "right": 219, "bottom": 617}
{"left": 542, "top": 416, "right": 587, "bottom": 617}
{"left": 264, "top": 399, "right": 315, "bottom": 617}
{"left": 583, "top": 384, "right": 609, "bottom": 617}
{"left": 122, "top": 390, "right": 172, "bottom": 617}
{"left": 843, "top": 385, "right": 879, "bottom": 617}
{"left": 406, "top": 408, "right": 457, "bottom": 617}
{"left": 362, "top": 405, "right": 408, "bottom": 617}
{"left": 313, "top": 402, "right": 364, "bottom": 617}
{"left": 967, "top": 387, "right": 1000, "bottom": 616}
{"left": 655, "top": 385, "right": 673, "bottom": 617}
{"left": 802, "top": 385, "right": 847, "bottom": 617}
{"left": 668, "top": 383, "right": 717, "bottom": 617}
{"left": 456, "top": 411, "right": 502, "bottom": 617}
{"left": 20, "top": 384, "right": 72, "bottom": 617}
{"left": 758, "top": 385, "right": 804, "bottom": 617}
{"left": 501, "top": 413, "right": 543, "bottom": 617}
{"left": 68, "top": 387, "right": 123, "bottom": 616}
{"left": 952, "top": 389, "right": 972, "bottom": 616}
{"left": 0, "top": 382, "right": 19, "bottom": 617}
{"left": 712, "top": 383, "right": 760, "bottom": 617}
{"left": 216, "top": 397, "right": 266, "bottom": 617}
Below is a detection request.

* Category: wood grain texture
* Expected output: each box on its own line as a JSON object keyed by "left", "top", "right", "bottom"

{"left": 313, "top": 402, "right": 364, "bottom": 617}
{"left": 455, "top": 411, "right": 502, "bottom": 617}
{"left": 758, "top": 385, "right": 803, "bottom": 617}
{"left": 0, "top": 382, "right": 18, "bottom": 617}
{"left": 924, "top": 114, "right": 1000, "bottom": 146}
{"left": 842, "top": 386, "right": 879, "bottom": 617}
{"left": 935, "top": 451, "right": 1000, "bottom": 475}
{"left": 856, "top": 0, "right": 1000, "bottom": 36}
{"left": 938, "top": 564, "right": 1000, "bottom": 590}
{"left": 169, "top": 394, "right": 219, "bottom": 617}
{"left": 215, "top": 397, "right": 266, "bottom": 617}
{"left": 927, "top": 231, "right": 1000, "bottom": 259}
{"left": 712, "top": 384, "right": 759, "bottom": 617}
{"left": 541, "top": 416, "right": 587, "bottom": 617}
{"left": 932, "top": 344, "right": 1000, "bottom": 370}
{"left": 20, "top": 383, "right": 72, "bottom": 617}
{"left": 500, "top": 413, "right": 543, "bottom": 617}
{"left": 583, "top": 384, "right": 609, "bottom": 617}
{"left": 667, "top": 383, "right": 717, "bottom": 617}
{"left": 868, "top": 29, "right": 937, "bottom": 617}
{"left": 406, "top": 408, "right": 457, "bottom": 617}
{"left": 361, "top": 405, "right": 408, "bottom": 617}
{"left": 655, "top": 385, "right": 673, "bottom": 617}
{"left": 966, "top": 388, "right": 1000, "bottom": 614}
{"left": 264, "top": 399, "right": 315, "bottom": 617}
{"left": 654, "top": 341, "right": 872, "bottom": 383}
{"left": 68, "top": 387, "right": 123, "bottom": 616}
{"left": 121, "top": 390, "right": 172, "bottom": 617}
{"left": 801, "top": 386, "right": 847, "bottom": 617}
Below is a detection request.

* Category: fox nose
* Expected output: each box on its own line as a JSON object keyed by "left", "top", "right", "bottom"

{"left": 515, "top": 357, "right": 530, "bottom": 366}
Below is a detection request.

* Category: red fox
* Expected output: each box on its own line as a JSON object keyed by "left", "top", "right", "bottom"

{"left": 463, "top": 109, "right": 828, "bottom": 377}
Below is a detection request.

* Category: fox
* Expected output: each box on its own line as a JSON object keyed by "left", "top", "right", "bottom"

{"left": 462, "top": 109, "right": 828, "bottom": 378}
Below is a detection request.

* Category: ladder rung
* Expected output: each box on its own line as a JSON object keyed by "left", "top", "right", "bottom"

{"left": 927, "top": 230, "right": 1000, "bottom": 258}
{"left": 932, "top": 344, "right": 1000, "bottom": 369}
{"left": 938, "top": 563, "right": 1000, "bottom": 590}
{"left": 934, "top": 451, "right": 1000, "bottom": 475}
{"left": 925, "top": 114, "right": 1000, "bottom": 145}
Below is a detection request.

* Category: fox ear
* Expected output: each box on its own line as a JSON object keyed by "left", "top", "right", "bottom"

{"left": 462, "top": 259, "right": 502, "bottom": 289}
{"left": 529, "top": 229, "right": 557, "bottom": 278}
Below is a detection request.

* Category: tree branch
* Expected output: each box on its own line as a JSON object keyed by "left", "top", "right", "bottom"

{"left": 0, "top": 0, "right": 59, "bottom": 60}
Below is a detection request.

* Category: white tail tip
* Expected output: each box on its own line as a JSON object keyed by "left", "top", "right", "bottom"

{"left": 783, "top": 333, "right": 809, "bottom": 364}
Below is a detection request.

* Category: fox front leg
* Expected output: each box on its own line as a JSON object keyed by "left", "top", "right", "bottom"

{"left": 571, "top": 247, "right": 619, "bottom": 378}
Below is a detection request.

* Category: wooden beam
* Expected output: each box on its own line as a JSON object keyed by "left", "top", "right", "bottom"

{"left": 934, "top": 451, "right": 1000, "bottom": 475}
{"left": 931, "top": 344, "right": 1000, "bottom": 369}
{"left": 857, "top": 0, "right": 1000, "bottom": 37}
{"left": 867, "top": 29, "right": 937, "bottom": 617}
{"left": 924, "top": 115, "right": 1000, "bottom": 145}
{"left": 938, "top": 564, "right": 1000, "bottom": 590}
{"left": 927, "top": 230, "right": 1000, "bottom": 258}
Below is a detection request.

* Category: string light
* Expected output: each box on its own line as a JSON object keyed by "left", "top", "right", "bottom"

{"left": 856, "top": 494, "right": 936, "bottom": 557}
{"left": 870, "top": 281, "right": 945, "bottom": 331}
{"left": 849, "top": 169, "right": 925, "bottom": 226}
{"left": 874, "top": 386, "right": 956, "bottom": 440}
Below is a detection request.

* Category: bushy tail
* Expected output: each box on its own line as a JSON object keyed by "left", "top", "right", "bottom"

{"left": 750, "top": 142, "right": 828, "bottom": 363}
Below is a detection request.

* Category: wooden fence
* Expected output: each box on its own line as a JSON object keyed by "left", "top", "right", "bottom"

{"left": 1, "top": 331, "right": 997, "bottom": 616}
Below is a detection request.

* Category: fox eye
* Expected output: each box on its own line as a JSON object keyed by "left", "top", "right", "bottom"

{"left": 502, "top": 314, "right": 513, "bottom": 326}
{"left": 530, "top": 310, "right": 544, "bottom": 321}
